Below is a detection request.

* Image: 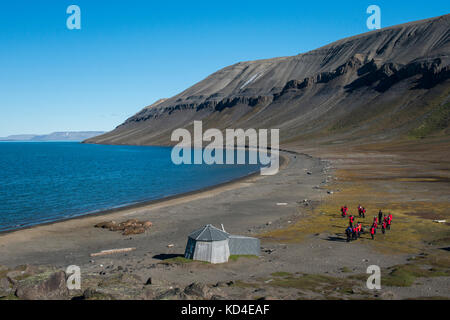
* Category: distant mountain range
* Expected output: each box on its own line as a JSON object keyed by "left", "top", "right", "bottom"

{"left": 0, "top": 131, "right": 105, "bottom": 142}
{"left": 86, "top": 14, "right": 449, "bottom": 146}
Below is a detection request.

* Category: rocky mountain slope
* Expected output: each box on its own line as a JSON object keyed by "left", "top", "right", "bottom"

{"left": 86, "top": 14, "right": 450, "bottom": 146}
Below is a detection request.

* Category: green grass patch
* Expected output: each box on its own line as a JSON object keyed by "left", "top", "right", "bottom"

{"left": 0, "top": 294, "right": 19, "bottom": 300}
{"left": 271, "top": 271, "right": 292, "bottom": 277}
{"left": 382, "top": 263, "right": 448, "bottom": 287}
{"left": 232, "top": 280, "right": 258, "bottom": 288}
{"left": 269, "top": 273, "right": 353, "bottom": 293}
{"left": 159, "top": 257, "right": 208, "bottom": 265}
{"left": 409, "top": 102, "right": 450, "bottom": 139}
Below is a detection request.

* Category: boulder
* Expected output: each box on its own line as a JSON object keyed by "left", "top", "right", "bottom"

{"left": 184, "top": 282, "right": 210, "bottom": 298}
{"left": 156, "top": 287, "right": 185, "bottom": 300}
{"left": 15, "top": 271, "right": 69, "bottom": 300}
{"left": 0, "top": 277, "right": 14, "bottom": 297}
{"left": 379, "top": 290, "right": 397, "bottom": 300}
{"left": 81, "top": 288, "right": 115, "bottom": 300}
{"left": 142, "top": 221, "right": 153, "bottom": 228}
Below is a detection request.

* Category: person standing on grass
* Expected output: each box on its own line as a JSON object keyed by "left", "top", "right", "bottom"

{"left": 382, "top": 220, "right": 386, "bottom": 234}
{"left": 378, "top": 210, "right": 383, "bottom": 224}
{"left": 373, "top": 216, "right": 378, "bottom": 228}
{"left": 349, "top": 215, "right": 354, "bottom": 228}
{"left": 387, "top": 213, "right": 392, "bottom": 229}
{"left": 352, "top": 225, "right": 358, "bottom": 241}
{"left": 341, "top": 205, "right": 348, "bottom": 217}
{"left": 370, "top": 225, "right": 376, "bottom": 240}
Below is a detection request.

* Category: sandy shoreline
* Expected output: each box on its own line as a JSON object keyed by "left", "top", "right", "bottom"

{"left": 0, "top": 151, "right": 297, "bottom": 267}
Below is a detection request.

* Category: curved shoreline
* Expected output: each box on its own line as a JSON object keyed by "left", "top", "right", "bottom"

{"left": 0, "top": 152, "right": 288, "bottom": 236}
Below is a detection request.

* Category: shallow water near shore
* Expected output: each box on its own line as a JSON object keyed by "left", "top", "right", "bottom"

{"left": 0, "top": 142, "right": 261, "bottom": 232}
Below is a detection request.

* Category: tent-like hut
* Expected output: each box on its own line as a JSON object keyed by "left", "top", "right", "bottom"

{"left": 184, "top": 224, "right": 230, "bottom": 264}
{"left": 185, "top": 224, "right": 261, "bottom": 264}
{"left": 228, "top": 235, "right": 260, "bottom": 256}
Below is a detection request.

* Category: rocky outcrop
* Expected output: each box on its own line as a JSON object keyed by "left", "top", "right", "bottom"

{"left": 95, "top": 219, "right": 153, "bottom": 235}
{"left": 15, "top": 271, "right": 69, "bottom": 300}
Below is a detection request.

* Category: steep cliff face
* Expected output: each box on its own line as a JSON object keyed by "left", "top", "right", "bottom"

{"left": 86, "top": 14, "right": 450, "bottom": 146}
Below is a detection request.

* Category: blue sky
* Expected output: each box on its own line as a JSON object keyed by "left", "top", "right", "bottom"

{"left": 0, "top": 1, "right": 448, "bottom": 136}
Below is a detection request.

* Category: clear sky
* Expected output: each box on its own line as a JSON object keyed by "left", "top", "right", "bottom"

{"left": 0, "top": 1, "right": 448, "bottom": 136}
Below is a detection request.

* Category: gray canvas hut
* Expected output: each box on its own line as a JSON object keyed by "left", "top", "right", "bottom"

{"left": 184, "top": 224, "right": 230, "bottom": 264}
{"left": 185, "top": 224, "right": 260, "bottom": 264}
{"left": 228, "top": 235, "right": 260, "bottom": 256}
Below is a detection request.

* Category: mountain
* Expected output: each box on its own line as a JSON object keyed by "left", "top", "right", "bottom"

{"left": 0, "top": 131, "right": 105, "bottom": 142}
{"left": 85, "top": 14, "right": 450, "bottom": 147}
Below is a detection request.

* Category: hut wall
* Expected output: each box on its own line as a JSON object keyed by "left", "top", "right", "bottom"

{"left": 228, "top": 235, "right": 260, "bottom": 256}
{"left": 192, "top": 239, "right": 230, "bottom": 264}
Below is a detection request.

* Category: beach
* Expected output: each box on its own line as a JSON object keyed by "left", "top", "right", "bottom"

{"left": 1, "top": 144, "right": 449, "bottom": 300}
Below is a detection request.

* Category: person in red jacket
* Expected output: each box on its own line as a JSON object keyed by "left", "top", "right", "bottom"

{"left": 382, "top": 220, "right": 386, "bottom": 234}
{"left": 362, "top": 207, "right": 366, "bottom": 218}
{"left": 357, "top": 223, "right": 362, "bottom": 238}
{"left": 370, "top": 225, "right": 376, "bottom": 240}
{"left": 387, "top": 213, "right": 392, "bottom": 230}
{"left": 352, "top": 226, "right": 358, "bottom": 240}
{"left": 349, "top": 215, "right": 354, "bottom": 228}
{"left": 358, "top": 205, "right": 363, "bottom": 218}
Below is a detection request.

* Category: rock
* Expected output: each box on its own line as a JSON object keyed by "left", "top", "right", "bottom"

{"left": 142, "top": 221, "right": 153, "bottom": 228}
{"left": 81, "top": 288, "right": 115, "bottom": 300}
{"left": 96, "top": 221, "right": 118, "bottom": 229}
{"left": 96, "top": 219, "right": 152, "bottom": 235}
{"left": 98, "top": 273, "right": 142, "bottom": 288}
{"left": 122, "top": 226, "right": 146, "bottom": 235}
{"left": 143, "top": 287, "right": 156, "bottom": 300}
{"left": 0, "top": 277, "right": 14, "bottom": 296}
{"left": 145, "top": 277, "right": 152, "bottom": 285}
{"left": 15, "top": 271, "right": 69, "bottom": 300}
{"left": 380, "top": 290, "right": 397, "bottom": 300}
{"left": 213, "top": 281, "right": 227, "bottom": 288}
{"left": 6, "top": 264, "right": 40, "bottom": 282}
{"left": 122, "top": 219, "right": 139, "bottom": 227}
{"left": 109, "top": 224, "right": 126, "bottom": 231}
{"left": 156, "top": 287, "right": 183, "bottom": 300}
{"left": 184, "top": 282, "right": 210, "bottom": 298}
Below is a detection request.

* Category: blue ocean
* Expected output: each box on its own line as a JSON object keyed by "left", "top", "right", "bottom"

{"left": 0, "top": 142, "right": 260, "bottom": 232}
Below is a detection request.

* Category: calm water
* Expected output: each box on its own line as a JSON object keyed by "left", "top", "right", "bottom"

{"left": 0, "top": 142, "right": 260, "bottom": 232}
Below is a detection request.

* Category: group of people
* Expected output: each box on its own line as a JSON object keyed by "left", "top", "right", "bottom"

{"left": 342, "top": 205, "right": 393, "bottom": 242}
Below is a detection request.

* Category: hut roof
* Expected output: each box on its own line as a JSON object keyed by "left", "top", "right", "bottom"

{"left": 188, "top": 224, "right": 229, "bottom": 241}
